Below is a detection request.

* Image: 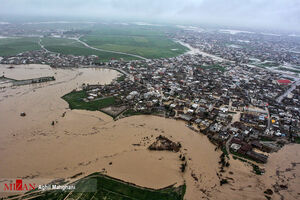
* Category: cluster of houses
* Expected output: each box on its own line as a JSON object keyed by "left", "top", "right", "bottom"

{"left": 0, "top": 50, "right": 97, "bottom": 67}
{"left": 172, "top": 29, "right": 300, "bottom": 68}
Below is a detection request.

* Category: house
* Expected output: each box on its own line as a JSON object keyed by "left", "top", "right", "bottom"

{"left": 179, "top": 114, "right": 193, "bottom": 122}
{"left": 238, "top": 143, "right": 252, "bottom": 154}
{"left": 246, "top": 151, "right": 268, "bottom": 163}
{"left": 276, "top": 79, "right": 292, "bottom": 86}
{"left": 230, "top": 143, "right": 241, "bottom": 152}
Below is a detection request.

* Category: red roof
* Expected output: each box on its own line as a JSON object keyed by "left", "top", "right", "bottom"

{"left": 277, "top": 79, "right": 292, "bottom": 84}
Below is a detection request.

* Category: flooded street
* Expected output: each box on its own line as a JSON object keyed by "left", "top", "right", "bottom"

{"left": 0, "top": 64, "right": 299, "bottom": 199}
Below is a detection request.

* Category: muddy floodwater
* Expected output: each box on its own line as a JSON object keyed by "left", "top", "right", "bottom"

{"left": 0, "top": 64, "right": 299, "bottom": 200}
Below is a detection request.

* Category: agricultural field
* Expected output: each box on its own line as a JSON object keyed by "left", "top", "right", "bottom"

{"left": 80, "top": 25, "right": 188, "bottom": 59}
{"left": 0, "top": 37, "right": 41, "bottom": 56}
{"left": 9, "top": 172, "right": 186, "bottom": 200}
{"left": 0, "top": 24, "right": 188, "bottom": 61}
{"left": 41, "top": 37, "right": 137, "bottom": 61}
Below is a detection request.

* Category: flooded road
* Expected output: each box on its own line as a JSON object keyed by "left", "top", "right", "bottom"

{"left": 276, "top": 78, "right": 300, "bottom": 103}
{"left": 176, "top": 40, "right": 232, "bottom": 63}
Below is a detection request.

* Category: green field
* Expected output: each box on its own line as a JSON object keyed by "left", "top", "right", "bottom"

{"left": 41, "top": 37, "right": 137, "bottom": 61}
{"left": 10, "top": 172, "right": 185, "bottom": 200}
{"left": 276, "top": 67, "right": 300, "bottom": 74}
{"left": 62, "top": 90, "right": 116, "bottom": 111}
{"left": 0, "top": 37, "right": 41, "bottom": 56}
{"left": 80, "top": 25, "right": 188, "bottom": 59}
{"left": 0, "top": 24, "right": 188, "bottom": 61}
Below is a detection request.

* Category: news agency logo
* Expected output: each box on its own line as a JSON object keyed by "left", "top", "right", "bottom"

{"left": 4, "top": 179, "right": 36, "bottom": 191}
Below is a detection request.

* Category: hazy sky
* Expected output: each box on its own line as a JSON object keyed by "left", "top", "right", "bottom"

{"left": 1, "top": 0, "right": 300, "bottom": 31}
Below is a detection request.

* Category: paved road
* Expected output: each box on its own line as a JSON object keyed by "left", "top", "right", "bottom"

{"left": 74, "top": 37, "right": 147, "bottom": 60}
{"left": 38, "top": 38, "right": 50, "bottom": 53}
{"left": 38, "top": 38, "right": 61, "bottom": 59}
{"left": 276, "top": 78, "right": 300, "bottom": 103}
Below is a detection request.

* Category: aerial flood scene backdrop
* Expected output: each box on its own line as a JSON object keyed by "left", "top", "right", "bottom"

{"left": 0, "top": 0, "right": 300, "bottom": 200}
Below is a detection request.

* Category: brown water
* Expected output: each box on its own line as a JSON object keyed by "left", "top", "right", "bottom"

{"left": 0, "top": 64, "right": 119, "bottom": 138}
{"left": 0, "top": 64, "right": 299, "bottom": 200}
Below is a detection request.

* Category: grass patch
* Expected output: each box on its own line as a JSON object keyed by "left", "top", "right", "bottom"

{"left": 123, "top": 109, "right": 148, "bottom": 117}
{"left": 276, "top": 67, "right": 300, "bottom": 74}
{"left": 122, "top": 109, "right": 165, "bottom": 117}
{"left": 252, "top": 164, "right": 263, "bottom": 175}
{"left": 198, "top": 65, "right": 226, "bottom": 72}
{"left": 62, "top": 90, "right": 116, "bottom": 111}
{"left": 295, "top": 137, "right": 300, "bottom": 144}
{"left": 0, "top": 37, "right": 41, "bottom": 56}
{"left": 116, "top": 74, "right": 126, "bottom": 82}
{"left": 257, "top": 62, "right": 280, "bottom": 68}
{"left": 16, "top": 172, "right": 186, "bottom": 200}
{"left": 221, "top": 147, "right": 229, "bottom": 158}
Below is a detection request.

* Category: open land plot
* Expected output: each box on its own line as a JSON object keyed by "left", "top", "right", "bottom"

{"left": 0, "top": 37, "right": 41, "bottom": 56}
{"left": 80, "top": 25, "right": 188, "bottom": 59}
{"left": 61, "top": 90, "right": 117, "bottom": 111}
